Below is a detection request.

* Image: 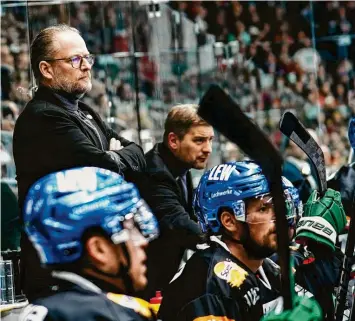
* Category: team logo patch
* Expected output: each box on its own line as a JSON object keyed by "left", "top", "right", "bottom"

{"left": 214, "top": 261, "right": 248, "bottom": 288}
{"left": 107, "top": 293, "right": 152, "bottom": 318}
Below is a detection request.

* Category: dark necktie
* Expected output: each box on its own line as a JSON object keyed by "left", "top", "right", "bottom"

{"left": 177, "top": 174, "right": 188, "bottom": 204}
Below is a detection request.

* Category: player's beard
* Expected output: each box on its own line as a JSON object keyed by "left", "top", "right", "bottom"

{"left": 242, "top": 226, "right": 277, "bottom": 260}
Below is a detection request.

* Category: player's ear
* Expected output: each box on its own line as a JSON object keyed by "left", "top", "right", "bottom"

{"left": 85, "top": 235, "right": 112, "bottom": 266}
{"left": 167, "top": 132, "right": 180, "bottom": 151}
{"left": 220, "top": 210, "right": 238, "bottom": 233}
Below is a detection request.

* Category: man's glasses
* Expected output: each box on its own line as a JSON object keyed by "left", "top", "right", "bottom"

{"left": 45, "top": 54, "right": 95, "bottom": 69}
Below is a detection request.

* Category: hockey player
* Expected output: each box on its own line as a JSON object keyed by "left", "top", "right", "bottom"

{"left": 19, "top": 167, "right": 159, "bottom": 321}
{"left": 159, "top": 160, "right": 346, "bottom": 321}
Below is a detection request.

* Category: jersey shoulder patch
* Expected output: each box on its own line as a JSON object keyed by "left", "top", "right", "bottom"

{"left": 106, "top": 293, "right": 152, "bottom": 318}
{"left": 214, "top": 260, "right": 248, "bottom": 288}
{"left": 19, "top": 304, "right": 48, "bottom": 321}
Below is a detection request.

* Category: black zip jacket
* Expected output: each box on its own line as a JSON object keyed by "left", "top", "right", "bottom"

{"left": 136, "top": 143, "right": 203, "bottom": 300}
{"left": 13, "top": 86, "right": 146, "bottom": 301}
{"left": 158, "top": 237, "right": 284, "bottom": 321}
{"left": 13, "top": 86, "right": 146, "bottom": 210}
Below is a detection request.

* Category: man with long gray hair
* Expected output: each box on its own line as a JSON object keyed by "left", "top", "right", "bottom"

{"left": 13, "top": 24, "right": 146, "bottom": 301}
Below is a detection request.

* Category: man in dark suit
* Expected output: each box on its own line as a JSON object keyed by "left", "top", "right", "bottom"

{"left": 13, "top": 24, "right": 145, "bottom": 301}
{"left": 138, "top": 104, "right": 214, "bottom": 299}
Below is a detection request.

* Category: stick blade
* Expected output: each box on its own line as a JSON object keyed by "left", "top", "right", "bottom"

{"left": 279, "top": 111, "right": 327, "bottom": 194}
{"left": 280, "top": 111, "right": 312, "bottom": 145}
{"left": 198, "top": 84, "right": 282, "bottom": 167}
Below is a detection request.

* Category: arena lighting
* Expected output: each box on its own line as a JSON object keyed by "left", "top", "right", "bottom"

{"left": 138, "top": 0, "right": 168, "bottom": 18}
{"left": 148, "top": 3, "right": 160, "bottom": 18}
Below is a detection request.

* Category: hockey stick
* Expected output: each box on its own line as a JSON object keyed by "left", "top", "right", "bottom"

{"left": 335, "top": 117, "right": 355, "bottom": 321}
{"left": 279, "top": 112, "right": 355, "bottom": 319}
{"left": 198, "top": 84, "right": 293, "bottom": 310}
{"left": 279, "top": 111, "right": 327, "bottom": 196}
{"left": 335, "top": 215, "right": 355, "bottom": 321}
{"left": 348, "top": 149, "right": 354, "bottom": 165}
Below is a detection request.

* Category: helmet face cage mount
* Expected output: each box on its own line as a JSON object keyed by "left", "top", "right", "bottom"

{"left": 110, "top": 199, "right": 160, "bottom": 246}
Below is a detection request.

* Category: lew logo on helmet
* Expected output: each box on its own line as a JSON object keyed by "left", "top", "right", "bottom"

{"left": 56, "top": 168, "right": 98, "bottom": 192}
{"left": 208, "top": 164, "right": 236, "bottom": 181}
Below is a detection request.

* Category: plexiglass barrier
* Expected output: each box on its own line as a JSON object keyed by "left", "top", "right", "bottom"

{"left": 1, "top": 0, "right": 354, "bottom": 173}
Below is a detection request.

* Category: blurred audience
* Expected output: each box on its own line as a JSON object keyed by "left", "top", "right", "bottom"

{"left": 183, "top": 1, "right": 354, "bottom": 170}
{"left": 1, "top": 1, "right": 354, "bottom": 181}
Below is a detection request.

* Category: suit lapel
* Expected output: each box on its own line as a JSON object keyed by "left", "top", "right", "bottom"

{"left": 176, "top": 176, "right": 188, "bottom": 209}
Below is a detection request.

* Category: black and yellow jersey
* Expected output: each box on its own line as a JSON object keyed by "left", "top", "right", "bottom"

{"left": 19, "top": 271, "right": 156, "bottom": 321}
{"left": 159, "top": 237, "right": 284, "bottom": 321}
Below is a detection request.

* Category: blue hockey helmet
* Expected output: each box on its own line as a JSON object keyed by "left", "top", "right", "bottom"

{"left": 193, "top": 161, "right": 297, "bottom": 234}
{"left": 282, "top": 176, "right": 303, "bottom": 220}
{"left": 24, "top": 167, "right": 159, "bottom": 265}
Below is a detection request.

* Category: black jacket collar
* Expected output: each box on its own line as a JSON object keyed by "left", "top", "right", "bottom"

{"left": 157, "top": 143, "right": 190, "bottom": 178}
{"left": 35, "top": 86, "right": 80, "bottom": 112}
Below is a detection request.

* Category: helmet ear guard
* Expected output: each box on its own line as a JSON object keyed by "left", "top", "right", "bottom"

{"left": 282, "top": 176, "right": 303, "bottom": 227}
{"left": 196, "top": 201, "right": 246, "bottom": 234}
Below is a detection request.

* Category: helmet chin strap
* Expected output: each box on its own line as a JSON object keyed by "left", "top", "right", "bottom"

{"left": 89, "top": 242, "right": 136, "bottom": 295}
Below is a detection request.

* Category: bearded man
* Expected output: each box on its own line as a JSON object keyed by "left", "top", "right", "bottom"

{"left": 13, "top": 24, "right": 146, "bottom": 302}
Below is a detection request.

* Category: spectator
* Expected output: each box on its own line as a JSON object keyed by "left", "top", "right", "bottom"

{"left": 139, "top": 55, "right": 158, "bottom": 98}
{"left": 234, "top": 21, "right": 251, "bottom": 46}
{"left": 1, "top": 1, "right": 354, "bottom": 188}
{"left": 304, "top": 90, "right": 320, "bottom": 127}
{"left": 137, "top": 104, "right": 214, "bottom": 300}
{"left": 13, "top": 24, "right": 146, "bottom": 302}
{"left": 117, "top": 82, "right": 134, "bottom": 102}
{"left": 93, "top": 92, "right": 111, "bottom": 119}
{"left": 1, "top": 101, "right": 18, "bottom": 132}
{"left": 1, "top": 44, "right": 15, "bottom": 101}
